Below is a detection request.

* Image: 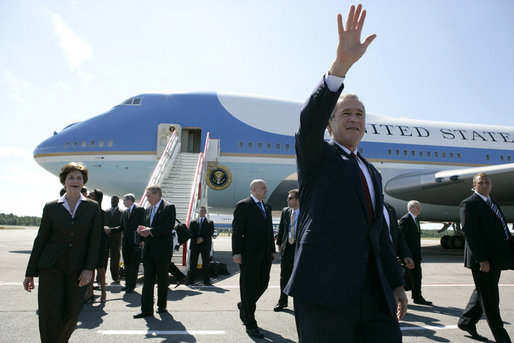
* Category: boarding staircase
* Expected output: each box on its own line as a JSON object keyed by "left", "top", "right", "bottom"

{"left": 161, "top": 153, "right": 200, "bottom": 222}
{"left": 139, "top": 128, "right": 217, "bottom": 267}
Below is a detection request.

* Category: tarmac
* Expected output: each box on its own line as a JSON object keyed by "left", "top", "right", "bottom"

{"left": 1, "top": 227, "right": 513, "bottom": 342}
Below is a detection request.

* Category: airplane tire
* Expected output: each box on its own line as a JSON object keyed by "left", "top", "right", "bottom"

{"left": 440, "top": 235, "right": 451, "bottom": 249}
{"left": 449, "top": 235, "right": 465, "bottom": 249}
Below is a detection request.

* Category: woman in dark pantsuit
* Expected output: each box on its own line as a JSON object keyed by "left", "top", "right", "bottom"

{"left": 23, "top": 162, "right": 102, "bottom": 343}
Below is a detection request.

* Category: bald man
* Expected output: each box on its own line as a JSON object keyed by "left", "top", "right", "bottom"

{"left": 232, "top": 179, "right": 276, "bottom": 339}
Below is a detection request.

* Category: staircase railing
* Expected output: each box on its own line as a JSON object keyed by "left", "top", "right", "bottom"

{"left": 138, "top": 130, "right": 179, "bottom": 208}
{"left": 182, "top": 132, "right": 211, "bottom": 265}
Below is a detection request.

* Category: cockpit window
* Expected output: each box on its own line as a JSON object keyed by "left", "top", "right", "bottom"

{"left": 119, "top": 97, "right": 142, "bottom": 105}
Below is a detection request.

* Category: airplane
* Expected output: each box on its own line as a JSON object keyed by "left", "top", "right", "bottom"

{"left": 33, "top": 91, "right": 514, "bottom": 247}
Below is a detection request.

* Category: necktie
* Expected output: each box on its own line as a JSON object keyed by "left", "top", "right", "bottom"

{"left": 257, "top": 201, "right": 266, "bottom": 218}
{"left": 486, "top": 199, "right": 510, "bottom": 239}
{"left": 350, "top": 152, "right": 375, "bottom": 225}
{"left": 288, "top": 210, "right": 296, "bottom": 244}
{"left": 150, "top": 206, "right": 157, "bottom": 225}
{"left": 127, "top": 208, "right": 131, "bottom": 219}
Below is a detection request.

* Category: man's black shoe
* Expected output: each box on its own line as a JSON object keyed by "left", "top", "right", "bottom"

{"left": 121, "top": 286, "right": 128, "bottom": 291}
{"left": 457, "top": 324, "right": 488, "bottom": 342}
{"left": 246, "top": 327, "right": 264, "bottom": 339}
{"left": 174, "top": 278, "right": 184, "bottom": 289}
{"left": 203, "top": 281, "right": 212, "bottom": 286}
{"left": 133, "top": 312, "right": 153, "bottom": 319}
{"left": 413, "top": 298, "right": 432, "bottom": 305}
{"left": 273, "top": 304, "right": 286, "bottom": 312}
{"left": 156, "top": 307, "right": 167, "bottom": 314}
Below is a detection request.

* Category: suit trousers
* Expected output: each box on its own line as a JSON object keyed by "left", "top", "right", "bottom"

{"left": 458, "top": 268, "right": 510, "bottom": 342}
{"left": 103, "top": 233, "right": 122, "bottom": 281}
{"left": 411, "top": 260, "right": 423, "bottom": 299}
{"left": 37, "top": 252, "right": 85, "bottom": 343}
{"left": 278, "top": 242, "right": 295, "bottom": 305}
{"left": 188, "top": 244, "right": 211, "bottom": 283}
{"left": 293, "top": 262, "right": 401, "bottom": 343}
{"left": 122, "top": 245, "right": 141, "bottom": 290}
{"left": 239, "top": 260, "right": 271, "bottom": 329}
{"left": 168, "top": 261, "right": 186, "bottom": 280}
{"left": 141, "top": 255, "right": 170, "bottom": 313}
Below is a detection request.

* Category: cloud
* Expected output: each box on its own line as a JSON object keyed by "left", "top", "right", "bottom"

{"left": 2, "top": 70, "right": 36, "bottom": 101}
{"left": 47, "top": 10, "right": 93, "bottom": 83}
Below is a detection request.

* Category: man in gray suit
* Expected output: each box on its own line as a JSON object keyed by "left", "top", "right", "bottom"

{"left": 274, "top": 189, "right": 299, "bottom": 312}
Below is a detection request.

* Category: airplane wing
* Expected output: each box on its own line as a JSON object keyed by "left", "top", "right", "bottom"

{"left": 384, "top": 163, "right": 514, "bottom": 206}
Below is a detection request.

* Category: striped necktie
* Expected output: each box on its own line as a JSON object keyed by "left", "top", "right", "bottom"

{"left": 486, "top": 199, "right": 510, "bottom": 239}
{"left": 257, "top": 201, "right": 266, "bottom": 218}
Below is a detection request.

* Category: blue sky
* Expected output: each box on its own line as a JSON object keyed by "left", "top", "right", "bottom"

{"left": 1, "top": 0, "right": 513, "bottom": 217}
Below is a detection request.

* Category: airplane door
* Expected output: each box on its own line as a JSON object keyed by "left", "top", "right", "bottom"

{"left": 181, "top": 128, "right": 201, "bottom": 153}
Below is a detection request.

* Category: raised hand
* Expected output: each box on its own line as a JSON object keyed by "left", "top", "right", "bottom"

{"left": 329, "top": 4, "right": 376, "bottom": 77}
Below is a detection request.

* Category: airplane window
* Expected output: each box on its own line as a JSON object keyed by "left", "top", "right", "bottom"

{"left": 247, "top": 142, "right": 253, "bottom": 149}
{"left": 276, "top": 143, "right": 281, "bottom": 150}
{"left": 257, "top": 142, "right": 263, "bottom": 149}
{"left": 442, "top": 152, "right": 446, "bottom": 158}
{"left": 427, "top": 151, "right": 431, "bottom": 157}
{"left": 449, "top": 152, "right": 454, "bottom": 158}
{"left": 107, "top": 140, "right": 113, "bottom": 147}
{"left": 238, "top": 142, "right": 244, "bottom": 149}
{"left": 121, "top": 98, "right": 132, "bottom": 105}
{"left": 98, "top": 140, "right": 104, "bottom": 147}
{"left": 500, "top": 155, "right": 505, "bottom": 161}
{"left": 65, "top": 142, "right": 70, "bottom": 148}
{"left": 395, "top": 149, "right": 400, "bottom": 155}
{"left": 457, "top": 152, "right": 461, "bottom": 159}
{"left": 266, "top": 143, "right": 272, "bottom": 150}
{"left": 90, "top": 140, "right": 95, "bottom": 147}
{"left": 508, "top": 156, "right": 512, "bottom": 162}
{"left": 81, "top": 141, "right": 87, "bottom": 148}
{"left": 419, "top": 151, "right": 424, "bottom": 157}
{"left": 285, "top": 143, "right": 290, "bottom": 150}
{"left": 486, "top": 154, "right": 490, "bottom": 160}
{"left": 403, "top": 150, "right": 408, "bottom": 156}
{"left": 387, "top": 149, "right": 392, "bottom": 155}
{"left": 434, "top": 152, "right": 439, "bottom": 158}
{"left": 73, "top": 141, "right": 78, "bottom": 148}
{"left": 411, "top": 150, "right": 416, "bottom": 156}
{"left": 132, "top": 98, "right": 141, "bottom": 105}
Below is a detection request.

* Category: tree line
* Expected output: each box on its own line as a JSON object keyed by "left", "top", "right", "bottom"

{"left": 0, "top": 213, "right": 41, "bottom": 226}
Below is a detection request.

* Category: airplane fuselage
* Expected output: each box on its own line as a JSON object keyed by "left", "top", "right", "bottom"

{"left": 34, "top": 92, "right": 514, "bottom": 222}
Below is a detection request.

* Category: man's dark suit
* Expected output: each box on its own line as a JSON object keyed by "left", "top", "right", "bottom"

{"left": 275, "top": 207, "right": 296, "bottom": 307}
{"left": 284, "top": 77, "right": 403, "bottom": 342}
{"left": 104, "top": 206, "right": 122, "bottom": 281}
{"left": 26, "top": 199, "right": 102, "bottom": 343}
{"left": 399, "top": 212, "right": 423, "bottom": 299}
{"left": 110, "top": 205, "right": 145, "bottom": 290}
{"left": 232, "top": 197, "right": 275, "bottom": 329}
{"left": 188, "top": 217, "right": 214, "bottom": 283}
{"left": 140, "top": 200, "right": 175, "bottom": 314}
{"left": 384, "top": 203, "right": 411, "bottom": 259}
{"left": 458, "top": 193, "right": 512, "bottom": 342}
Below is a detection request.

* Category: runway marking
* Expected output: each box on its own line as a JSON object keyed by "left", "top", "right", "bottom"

{"left": 97, "top": 330, "right": 225, "bottom": 336}
{"left": 400, "top": 325, "right": 458, "bottom": 331}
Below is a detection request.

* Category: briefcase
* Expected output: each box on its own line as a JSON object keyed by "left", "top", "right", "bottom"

{"left": 175, "top": 219, "right": 191, "bottom": 245}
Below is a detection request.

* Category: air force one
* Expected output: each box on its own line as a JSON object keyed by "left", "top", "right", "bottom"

{"left": 34, "top": 91, "right": 514, "bottom": 229}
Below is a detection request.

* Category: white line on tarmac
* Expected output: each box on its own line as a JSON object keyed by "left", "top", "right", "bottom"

{"left": 97, "top": 330, "right": 225, "bottom": 335}
{"left": 400, "top": 325, "right": 458, "bottom": 331}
